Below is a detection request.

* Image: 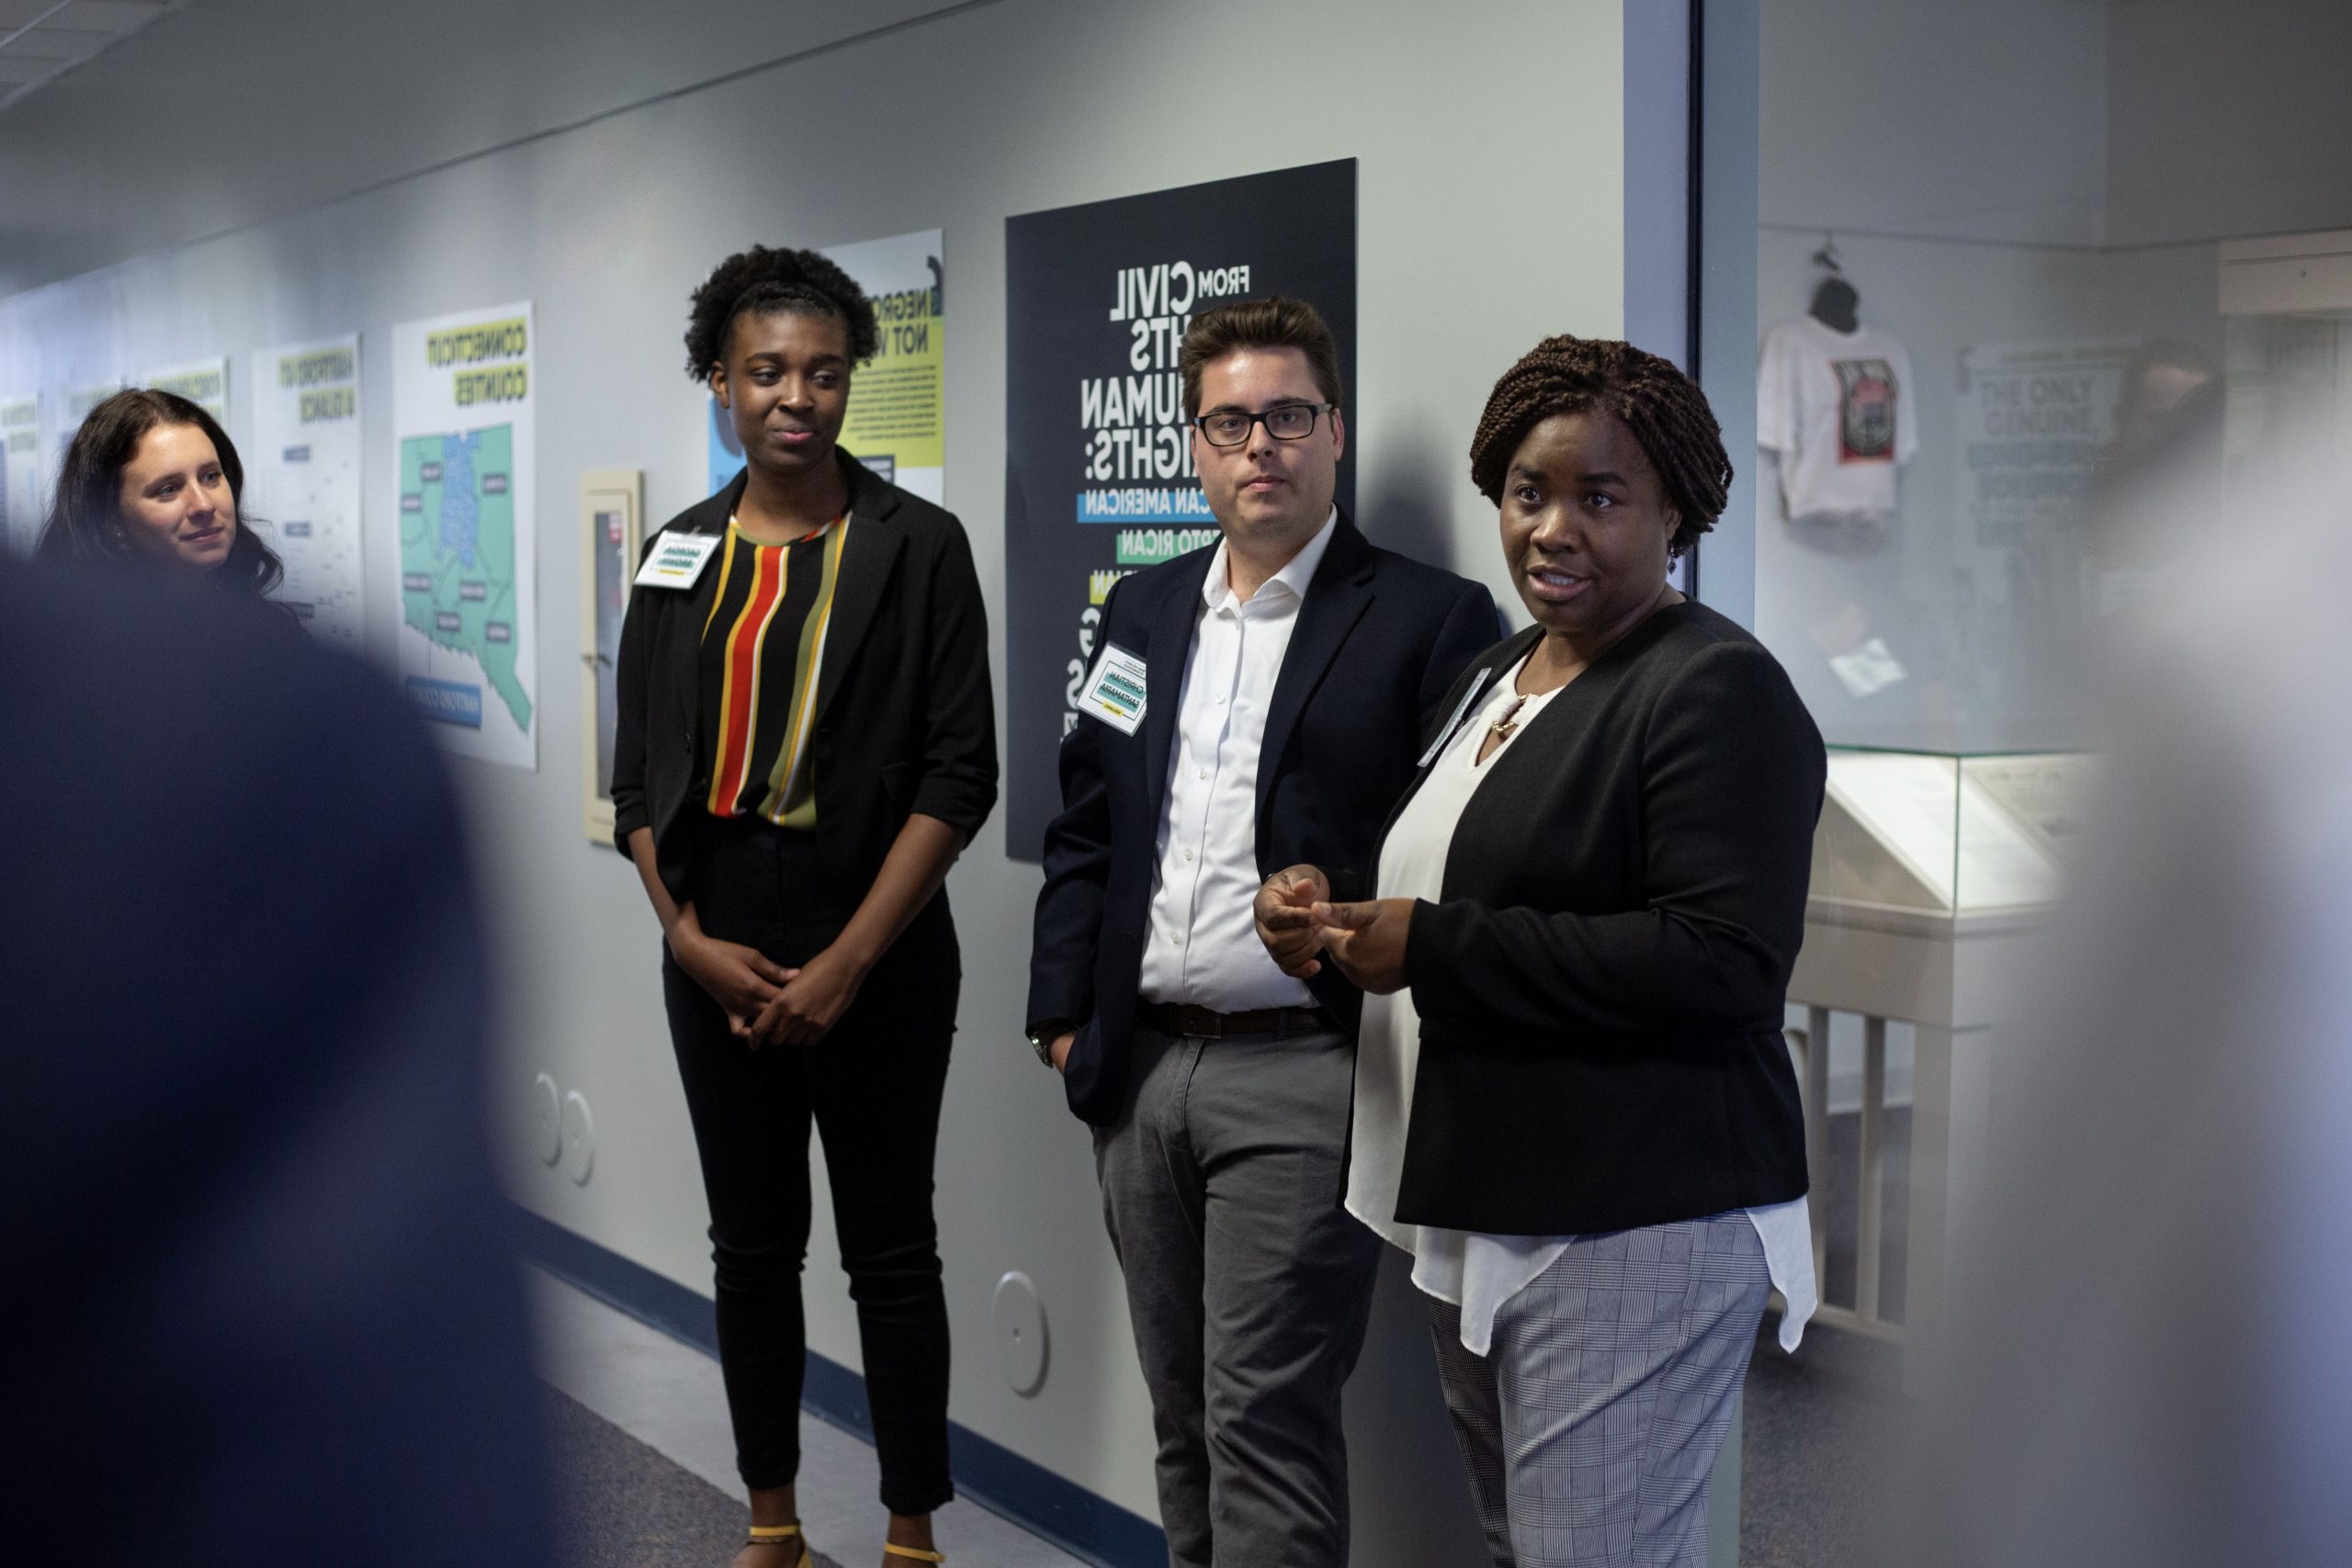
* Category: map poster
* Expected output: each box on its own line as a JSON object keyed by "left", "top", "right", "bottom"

{"left": 390, "top": 301, "right": 537, "bottom": 770}
{"left": 1001, "top": 160, "right": 1357, "bottom": 861}
{"left": 250, "top": 334, "right": 366, "bottom": 649}
{"left": 2, "top": 393, "right": 40, "bottom": 554}
{"left": 138, "top": 355, "right": 231, "bottom": 422}
{"left": 707, "top": 228, "right": 946, "bottom": 503}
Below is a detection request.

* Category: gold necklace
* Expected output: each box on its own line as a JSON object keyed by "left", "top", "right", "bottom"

{"left": 1486, "top": 694, "right": 1530, "bottom": 746}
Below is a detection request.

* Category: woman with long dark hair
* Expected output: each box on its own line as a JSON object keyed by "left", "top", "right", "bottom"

{"left": 610, "top": 245, "right": 996, "bottom": 1568}
{"left": 38, "top": 389, "right": 284, "bottom": 596}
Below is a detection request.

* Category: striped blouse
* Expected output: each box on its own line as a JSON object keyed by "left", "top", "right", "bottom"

{"left": 696, "top": 513, "right": 850, "bottom": 827}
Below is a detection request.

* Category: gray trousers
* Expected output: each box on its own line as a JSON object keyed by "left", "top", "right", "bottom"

{"left": 1094, "top": 1021, "right": 1382, "bottom": 1568}
{"left": 1427, "top": 1214, "right": 1769, "bottom": 1568}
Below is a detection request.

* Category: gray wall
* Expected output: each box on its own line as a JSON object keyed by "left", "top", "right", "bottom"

{"left": 0, "top": 0, "right": 1630, "bottom": 1552}
{"left": 2105, "top": 0, "right": 2352, "bottom": 249}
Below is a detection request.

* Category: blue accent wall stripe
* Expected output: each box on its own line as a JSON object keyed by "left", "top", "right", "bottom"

{"left": 510, "top": 1205, "right": 1165, "bottom": 1568}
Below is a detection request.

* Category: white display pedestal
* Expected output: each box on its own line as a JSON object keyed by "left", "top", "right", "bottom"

{"left": 1789, "top": 897, "right": 2046, "bottom": 1392}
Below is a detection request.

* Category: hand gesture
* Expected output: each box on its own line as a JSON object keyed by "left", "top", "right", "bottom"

{"left": 746, "top": 942, "right": 869, "bottom": 1047}
{"left": 1309, "top": 897, "right": 1414, "bottom": 995}
{"left": 1255, "top": 864, "right": 1333, "bottom": 978}
{"left": 669, "top": 913, "right": 790, "bottom": 1031}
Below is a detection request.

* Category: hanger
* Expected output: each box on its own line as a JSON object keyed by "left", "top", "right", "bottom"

{"left": 1807, "top": 232, "right": 1858, "bottom": 332}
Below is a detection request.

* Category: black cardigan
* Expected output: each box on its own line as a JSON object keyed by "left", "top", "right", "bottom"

{"left": 1384, "top": 603, "right": 1823, "bottom": 1235}
{"left": 609, "top": 456, "right": 998, "bottom": 905}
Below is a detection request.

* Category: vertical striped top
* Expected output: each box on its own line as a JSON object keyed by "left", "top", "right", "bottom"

{"left": 696, "top": 513, "right": 850, "bottom": 827}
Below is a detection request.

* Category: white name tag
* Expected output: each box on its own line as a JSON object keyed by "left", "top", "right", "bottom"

{"left": 1076, "top": 644, "right": 1148, "bottom": 735}
{"left": 633, "top": 530, "right": 722, "bottom": 591}
{"left": 1417, "top": 667, "right": 1493, "bottom": 768}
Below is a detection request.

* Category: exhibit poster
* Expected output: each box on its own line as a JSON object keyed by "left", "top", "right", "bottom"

{"left": 707, "top": 229, "right": 946, "bottom": 504}
{"left": 59, "top": 379, "right": 123, "bottom": 465}
{"left": 2, "top": 393, "right": 40, "bottom": 553}
{"left": 390, "top": 301, "right": 537, "bottom": 769}
{"left": 1959, "top": 340, "right": 2132, "bottom": 548}
{"left": 138, "top": 355, "right": 231, "bottom": 422}
{"left": 1001, "top": 160, "right": 1357, "bottom": 860}
{"left": 249, "top": 334, "right": 366, "bottom": 649}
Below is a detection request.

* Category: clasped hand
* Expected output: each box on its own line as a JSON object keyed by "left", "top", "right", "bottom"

{"left": 1252, "top": 864, "right": 1413, "bottom": 995}
{"left": 669, "top": 910, "right": 867, "bottom": 1047}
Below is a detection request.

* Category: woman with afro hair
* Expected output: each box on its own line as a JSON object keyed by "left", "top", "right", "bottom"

{"left": 610, "top": 245, "right": 996, "bottom": 1568}
{"left": 1256, "top": 335, "right": 1824, "bottom": 1566}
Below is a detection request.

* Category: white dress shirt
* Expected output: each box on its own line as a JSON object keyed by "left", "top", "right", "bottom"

{"left": 1343, "top": 652, "right": 1819, "bottom": 1356}
{"left": 1136, "top": 509, "right": 1338, "bottom": 1011}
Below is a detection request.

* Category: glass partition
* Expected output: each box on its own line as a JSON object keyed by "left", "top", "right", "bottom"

{"left": 1742, "top": 0, "right": 2352, "bottom": 769}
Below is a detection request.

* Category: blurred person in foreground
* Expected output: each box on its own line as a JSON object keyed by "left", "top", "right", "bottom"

{"left": 1890, "top": 389, "right": 2352, "bottom": 1566}
{"left": 36, "top": 387, "right": 287, "bottom": 598}
{"left": 0, "top": 555, "right": 551, "bottom": 1565}
{"left": 1258, "top": 336, "right": 1823, "bottom": 1568}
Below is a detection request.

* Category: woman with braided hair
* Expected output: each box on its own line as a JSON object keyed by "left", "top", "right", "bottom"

{"left": 611, "top": 245, "right": 996, "bottom": 1568}
{"left": 1256, "top": 335, "right": 1823, "bottom": 1565}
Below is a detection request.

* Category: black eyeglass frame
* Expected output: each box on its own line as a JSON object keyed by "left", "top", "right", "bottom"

{"left": 1190, "top": 401, "right": 1338, "bottom": 447}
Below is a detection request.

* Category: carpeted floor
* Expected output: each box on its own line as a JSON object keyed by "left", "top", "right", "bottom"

{"left": 546, "top": 1387, "right": 847, "bottom": 1568}
{"left": 1737, "top": 1102, "right": 1922, "bottom": 1566}
{"left": 1739, "top": 1321, "right": 1914, "bottom": 1568}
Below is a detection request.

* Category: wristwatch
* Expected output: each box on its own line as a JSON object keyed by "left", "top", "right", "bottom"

{"left": 1026, "top": 1020, "right": 1073, "bottom": 1068}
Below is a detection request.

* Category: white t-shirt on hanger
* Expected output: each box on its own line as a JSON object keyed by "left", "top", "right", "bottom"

{"left": 1758, "top": 313, "right": 1918, "bottom": 523}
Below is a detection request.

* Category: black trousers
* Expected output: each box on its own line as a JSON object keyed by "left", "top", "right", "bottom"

{"left": 662, "top": 815, "right": 957, "bottom": 1513}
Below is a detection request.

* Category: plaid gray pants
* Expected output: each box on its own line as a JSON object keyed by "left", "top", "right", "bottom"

{"left": 1426, "top": 1213, "right": 1769, "bottom": 1567}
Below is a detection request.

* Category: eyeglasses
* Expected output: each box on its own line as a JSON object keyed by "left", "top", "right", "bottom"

{"left": 1192, "top": 402, "right": 1336, "bottom": 447}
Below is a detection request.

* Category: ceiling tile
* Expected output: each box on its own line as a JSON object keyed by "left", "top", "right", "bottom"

{"left": 2, "top": 26, "right": 118, "bottom": 59}
{"left": 53, "top": 1, "right": 172, "bottom": 32}
{"left": 0, "top": 1, "right": 65, "bottom": 30}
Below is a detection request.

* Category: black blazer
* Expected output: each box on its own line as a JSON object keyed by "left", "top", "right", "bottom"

{"left": 610, "top": 455, "right": 998, "bottom": 905}
{"left": 1384, "top": 604, "right": 1824, "bottom": 1235}
{"left": 1028, "top": 512, "right": 1499, "bottom": 1126}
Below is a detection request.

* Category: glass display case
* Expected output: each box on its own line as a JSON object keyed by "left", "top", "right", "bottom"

{"left": 1811, "top": 746, "right": 2097, "bottom": 915}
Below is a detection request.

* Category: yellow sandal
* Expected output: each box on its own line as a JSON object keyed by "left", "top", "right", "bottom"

{"left": 882, "top": 1548, "right": 944, "bottom": 1563}
{"left": 747, "top": 1521, "right": 812, "bottom": 1566}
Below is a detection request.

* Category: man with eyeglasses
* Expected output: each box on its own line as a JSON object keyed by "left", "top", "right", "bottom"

{"left": 1029, "top": 296, "right": 1498, "bottom": 1567}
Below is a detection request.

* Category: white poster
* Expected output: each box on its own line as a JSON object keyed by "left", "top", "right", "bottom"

{"left": 1959, "top": 341, "right": 2132, "bottom": 547}
{"left": 249, "top": 335, "right": 366, "bottom": 648}
{"left": 58, "top": 379, "right": 123, "bottom": 466}
{"left": 2, "top": 393, "right": 40, "bottom": 554}
{"left": 138, "top": 355, "right": 231, "bottom": 422}
{"left": 707, "top": 229, "right": 945, "bottom": 505}
{"left": 390, "top": 302, "right": 536, "bottom": 770}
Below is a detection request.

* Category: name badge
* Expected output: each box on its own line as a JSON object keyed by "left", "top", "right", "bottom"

{"left": 1417, "top": 667, "right": 1493, "bottom": 768}
{"left": 633, "top": 530, "right": 722, "bottom": 591}
{"left": 1076, "top": 644, "right": 1148, "bottom": 735}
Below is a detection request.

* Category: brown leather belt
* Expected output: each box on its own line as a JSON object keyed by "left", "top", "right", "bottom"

{"left": 1137, "top": 1000, "right": 1338, "bottom": 1039}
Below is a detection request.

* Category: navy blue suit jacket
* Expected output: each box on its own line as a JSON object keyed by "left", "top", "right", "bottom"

{"left": 0, "top": 560, "right": 551, "bottom": 1566}
{"left": 1028, "top": 512, "right": 1499, "bottom": 1126}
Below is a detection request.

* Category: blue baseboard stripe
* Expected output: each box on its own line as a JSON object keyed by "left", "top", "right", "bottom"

{"left": 509, "top": 1204, "right": 1166, "bottom": 1568}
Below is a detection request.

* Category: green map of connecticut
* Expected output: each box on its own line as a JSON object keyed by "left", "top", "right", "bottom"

{"left": 398, "top": 425, "right": 531, "bottom": 731}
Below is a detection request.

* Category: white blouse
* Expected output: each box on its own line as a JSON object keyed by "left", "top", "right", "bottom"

{"left": 1343, "top": 653, "right": 1818, "bottom": 1356}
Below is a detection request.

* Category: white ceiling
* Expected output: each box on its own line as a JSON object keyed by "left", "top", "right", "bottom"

{"left": 0, "top": 0, "right": 980, "bottom": 299}
{"left": 0, "top": 0, "right": 185, "bottom": 111}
